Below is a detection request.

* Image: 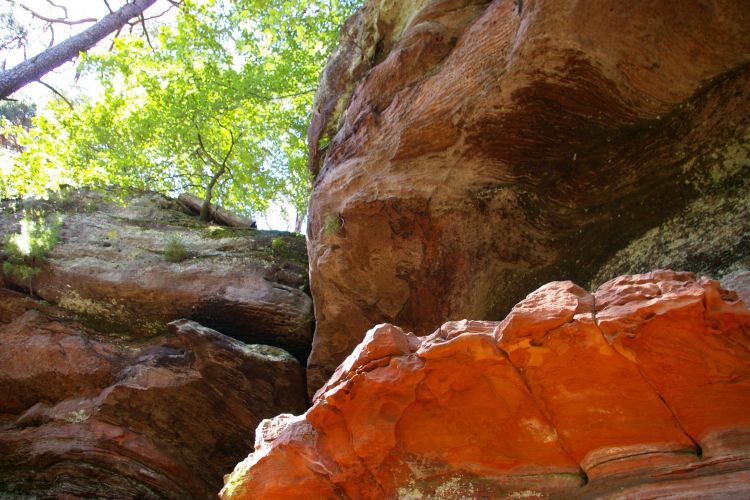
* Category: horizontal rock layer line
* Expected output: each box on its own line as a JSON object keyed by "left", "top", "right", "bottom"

{"left": 221, "top": 270, "right": 750, "bottom": 499}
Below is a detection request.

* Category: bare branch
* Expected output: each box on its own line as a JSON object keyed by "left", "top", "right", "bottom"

{"left": 20, "top": 4, "right": 98, "bottom": 26}
{"left": 45, "top": 0, "right": 69, "bottom": 18}
{"left": 0, "top": 33, "right": 28, "bottom": 52}
{"left": 35, "top": 79, "right": 73, "bottom": 109}
{"left": 195, "top": 132, "right": 222, "bottom": 169}
{"left": 212, "top": 118, "right": 240, "bottom": 167}
{"left": 46, "top": 24, "right": 55, "bottom": 48}
{"left": 139, "top": 14, "right": 154, "bottom": 51}
{"left": 103, "top": 0, "right": 114, "bottom": 14}
{"left": 221, "top": 129, "right": 237, "bottom": 166}
{"left": 142, "top": 4, "right": 179, "bottom": 22}
{"left": 231, "top": 83, "right": 316, "bottom": 102}
{"left": 108, "top": 27, "right": 123, "bottom": 52}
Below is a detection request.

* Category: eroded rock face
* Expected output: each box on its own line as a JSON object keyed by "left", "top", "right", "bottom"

{"left": 221, "top": 271, "right": 750, "bottom": 499}
{"left": 0, "top": 190, "right": 312, "bottom": 359}
{"left": 0, "top": 290, "right": 307, "bottom": 499}
{"left": 305, "top": 0, "right": 750, "bottom": 393}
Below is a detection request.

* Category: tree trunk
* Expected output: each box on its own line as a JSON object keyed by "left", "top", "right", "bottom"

{"left": 0, "top": 0, "right": 159, "bottom": 99}
{"left": 199, "top": 198, "right": 212, "bottom": 223}
{"left": 294, "top": 210, "right": 305, "bottom": 234}
{"left": 178, "top": 193, "right": 255, "bottom": 228}
{"left": 199, "top": 163, "right": 226, "bottom": 222}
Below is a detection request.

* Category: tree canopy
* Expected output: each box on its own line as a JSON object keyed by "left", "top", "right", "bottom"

{"left": 1, "top": 0, "right": 359, "bottom": 230}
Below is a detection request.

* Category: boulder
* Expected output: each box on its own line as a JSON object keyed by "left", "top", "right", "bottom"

{"left": 305, "top": 0, "right": 750, "bottom": 393}
{"left": 0, "top": 189, "right": 312, "bottom": 359}
{"left": 221, "top": 271, "right": 750, "bottom": 499}
{"left": 0, "top": 290, "right": 307, "bottom": 499}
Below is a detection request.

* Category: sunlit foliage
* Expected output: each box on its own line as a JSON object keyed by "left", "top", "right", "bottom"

{"left": 1, "top": 0, "right": 359, "bottom": 225}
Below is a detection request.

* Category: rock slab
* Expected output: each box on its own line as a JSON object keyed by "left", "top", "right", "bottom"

{"left": 0, "top": 190, "right": 312, "bottom": 359}
{"left": 221, "top": 271, "right": 750, "bottom": 499}
{"left": 0, "top": 291, "right": 307, "bottom": 499}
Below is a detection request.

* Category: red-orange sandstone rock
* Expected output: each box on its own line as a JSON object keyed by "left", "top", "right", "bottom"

{"left": 0, "top": 290, "right": 307, "bottom": 499}
{"left": 499, "top": 281, "right": 696, "bottom": 479}
{"left": 305, "top": 0, "right": 750, "bottom": 394}
{"left": 221, "top": 271, "right": 750, "bottom": 499}
{"left": 595, "top": 271, "right": 750, "bottom": 461}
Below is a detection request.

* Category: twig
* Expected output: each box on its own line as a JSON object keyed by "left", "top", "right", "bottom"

{"left": 20, "top": 4, "right": 97, "bottom": 26}
{"left": 216, "top": 81, "right": 316, "bottom": 101}
{"left": 36, "top": 79, "right": 74, "bottom": 109}
{"left": 45, "top": 0, "right": 68, "bottom": 18}
{"left": 46, "top": 24, "right": 55, "bottom": 48}
{"left": 142, "top": 4, "right": 178, "bottom": 21}
{"left": 139, "top": 14, "right": 154, "bottom": 51}
{"left": 108, "top": 27, "right": 123, "bottom": 52}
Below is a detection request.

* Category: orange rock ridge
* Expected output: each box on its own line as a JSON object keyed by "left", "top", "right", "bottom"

{"left": 221, "top": 271, "right": 750, "bottom": 499}
{"left": 304, "top": 0, "right": 750, "bottom": 398}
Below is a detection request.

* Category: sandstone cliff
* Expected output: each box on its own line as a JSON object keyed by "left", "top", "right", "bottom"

{"left": 3, "top": 0, "right": 750, "bottom": 497}
{"left": 0, "top": 189, "right": 311, "bottom": 358}
{"left": 221, "top": 271, "right": 750, "bottom": 499}
{"left": 0, "top": 190, "right": 311, "bottom": 498}
{"left": 305, "top": 0, "right": 750, "bottom": 394}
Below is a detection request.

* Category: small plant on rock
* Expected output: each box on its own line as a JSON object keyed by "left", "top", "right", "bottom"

{"left": 271, "top": 237, "right": 288, "bottom": 256}
{"left": 163, "top": 233, "right": 188, "bottom": 263}
{"left": 323, "top": 213, "right": 342, "bottom": 236}
{"left": 2, "top": 212, "right": 62, "bottom": 296}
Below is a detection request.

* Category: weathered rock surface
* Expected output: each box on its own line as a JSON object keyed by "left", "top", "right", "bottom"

{"left": 305, "top": 0, "right": 750, "bottom": 393}
{"left": 0, "top": 290, "right": 307, "bottom": 499}
{"left": 221, "top": 271, "right": 750, "bottom": 499}
{"left": 0, "top": 189, "right": 312, "bottom": 358}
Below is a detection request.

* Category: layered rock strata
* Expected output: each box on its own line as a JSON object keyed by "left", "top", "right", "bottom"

{"left": 221, "top": 271, "right": 750, "bottom": 499}
{"left": 0, "top": 290, "right": 307, "bottom": 499}
{"left": 305, "top": 0, "right": 750, "bottom": 393}
{"left": 0, "top": 190, "right": 312, "bottom": 358}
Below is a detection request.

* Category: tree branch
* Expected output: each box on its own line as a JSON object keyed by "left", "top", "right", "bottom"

{"left": 142, "top": 4, "right": 179, "bottom": 22}
{"left": 46, "top": 0, "right": 68, "bottom": 18}
{"left": 196, "top": 130, "right": 234, "bottom": 222}
{"left": 45, "top": 24, "right": 55, "bottom": 48}
{"left": 139, "top": 14, "right": 154, "bottom": 51}
{"left": 35, "top": 79, "right": 73, "bottom": 109}
{"left": 214, "top": 119, "right": 238, "bottom": 166}
{"left": 245, "top": 88, "right": 316, "bottom": 101}
{"left": 108, "top": 27, "right": 123, "bottom": 52}
{"left": 0, "top": 0, "right": 159, "bottom": 99}
{"left": 195, "top": 132, "right": 222, "bottom": 169}
{"left": 20, "top": 4, "right": 97, "bottom": 26}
